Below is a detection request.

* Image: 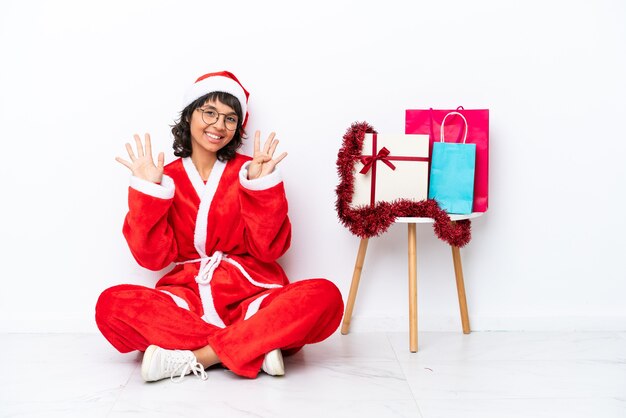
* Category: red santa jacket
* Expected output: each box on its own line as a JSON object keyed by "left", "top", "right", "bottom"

{"left": 122, "top": 153, "right": 292, "bottom": 328}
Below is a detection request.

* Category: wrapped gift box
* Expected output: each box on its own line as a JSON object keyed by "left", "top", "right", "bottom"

{"left": 351, "top": 133, "right": 429, "bottom": 207}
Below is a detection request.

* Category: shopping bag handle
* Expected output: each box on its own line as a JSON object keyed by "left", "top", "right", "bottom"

{"left": 440, "top": 111, "right": 468, "bottom": 143}
{"left": 428, "top": 106, "right": 466, "bottom": 143}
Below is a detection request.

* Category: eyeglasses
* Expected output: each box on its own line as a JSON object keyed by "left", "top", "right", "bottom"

{"left": 196, "top": 108, "right": 239, "bottom": 131}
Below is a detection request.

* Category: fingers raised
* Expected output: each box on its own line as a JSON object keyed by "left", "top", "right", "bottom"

{"left": 273, "top": 151, "right": 288, "bottom": 165}
{"left": 144, "top": 133, "right": 152, "bottom": 159}
{"left": 263, "top": 132, "right": 276, "bottom": 154}
{"left": 254, "top": 130, "right": 261, "bottom": 154}
{"left": 267, "top": 138, "right": 279, "bottom": 157}
{"left": 115, "top": 156, "right": 133, "bottom": 169}
{"left": 133, "top": 134, "right": 145, "bottom": 158}
{"left": 157, "top": 152, "right": 165, "bottom": 170}
{"left": 125, "top": 143, "right": 136, "bottom": 161}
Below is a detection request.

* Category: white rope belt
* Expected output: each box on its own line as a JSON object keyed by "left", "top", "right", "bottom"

{"left": 177, "top": 251, "right": 283, "bottom": 290}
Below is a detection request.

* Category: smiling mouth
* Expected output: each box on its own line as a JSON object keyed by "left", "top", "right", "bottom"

{"left": 204, "top": 132, "right": 222, "bottom": 142}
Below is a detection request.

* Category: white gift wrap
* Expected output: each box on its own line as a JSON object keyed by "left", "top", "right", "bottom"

{"left": 351, "top": 133, "right": 429, "bottom": 207}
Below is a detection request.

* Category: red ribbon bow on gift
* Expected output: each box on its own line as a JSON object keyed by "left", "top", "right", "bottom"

{"left": 359, "top": 147, "right": 397, "bottom": 174}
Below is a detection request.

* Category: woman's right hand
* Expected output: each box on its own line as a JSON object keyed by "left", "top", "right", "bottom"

{"left": 116, "top": 133, "right": 165, "bottom": 184}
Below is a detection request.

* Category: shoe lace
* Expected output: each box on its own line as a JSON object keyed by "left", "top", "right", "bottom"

{"left": 166, "top": 351, "right": 208, "bottom": 382}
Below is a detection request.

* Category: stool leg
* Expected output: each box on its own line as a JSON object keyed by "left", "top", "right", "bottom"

{"left": 341, "top": 238, "right": 369, "bottom": 335}
{"left": 451, "top": 245, "right": 471, "bottom": 334}
{"left": 408, "top": 224, "right": 418, "bottom": 352}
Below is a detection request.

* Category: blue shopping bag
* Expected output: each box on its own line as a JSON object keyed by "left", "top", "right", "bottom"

{"left": 428, "top": 112, "right": 476, "bottom": 214}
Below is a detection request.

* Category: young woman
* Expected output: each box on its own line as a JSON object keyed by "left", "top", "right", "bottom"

{"left": 95, "top": 71, "right": 344, "bottom": 382}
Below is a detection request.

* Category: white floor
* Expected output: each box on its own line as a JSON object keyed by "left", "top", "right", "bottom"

{"left": 1, "top": 331, "right": 625, "bottom": 418}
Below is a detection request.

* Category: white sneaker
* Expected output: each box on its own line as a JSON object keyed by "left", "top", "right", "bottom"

{"left": 261, "top": 349, "right": 285, "bottom": 376}
{"left": 141, "top": 345, "right": 208, "bottom": 382}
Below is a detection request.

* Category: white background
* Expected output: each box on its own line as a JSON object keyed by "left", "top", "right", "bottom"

{"left": 1, "top": 0, "right": 624, "bottom": 333}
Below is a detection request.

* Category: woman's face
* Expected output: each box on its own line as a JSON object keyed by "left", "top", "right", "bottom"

{"left": 189, "top": 98, "right": 238, "bottom": 157}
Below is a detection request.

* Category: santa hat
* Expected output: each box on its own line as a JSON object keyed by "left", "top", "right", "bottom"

{"left": 183, "top": 71, "right": 250, "bottom": 128}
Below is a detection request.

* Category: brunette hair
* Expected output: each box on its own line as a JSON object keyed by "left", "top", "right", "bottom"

{"left": 171, "top": 92, "right": 245, "bottom": 161}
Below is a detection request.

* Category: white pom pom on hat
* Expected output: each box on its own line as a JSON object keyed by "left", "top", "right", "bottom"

{"left": 183, "top": 71, "right": 250, "bottom": 128}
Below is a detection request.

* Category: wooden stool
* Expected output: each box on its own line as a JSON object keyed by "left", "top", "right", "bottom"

{"left": 340, "top": 213, "right": 483, "bottom": 352}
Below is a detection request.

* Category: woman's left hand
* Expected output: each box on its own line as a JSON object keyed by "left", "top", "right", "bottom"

{"left": 247, "top": 131, "right": 288, "bottom": 180}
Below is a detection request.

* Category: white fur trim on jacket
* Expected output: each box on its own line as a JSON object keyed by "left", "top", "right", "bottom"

{"left": 182, "top": 157, "right": 205, "bottom": 200}
{"left": 129, "top": 175, "right": 175, "bottom": 199}
{"left": 181, "top": 157, "right": 226, "bottom": 257}
{"left": 239, "top": 161, "right": 283, "bottom": 191}
{"left": 197, "top": 280, "right": 227, "bottom": 328}
{"left": 180, "top": 157, "right": 229, "bottom": 327}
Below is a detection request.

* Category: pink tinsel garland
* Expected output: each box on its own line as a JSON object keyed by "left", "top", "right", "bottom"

{"left": 335, "top": 121, "right": 471, "bottom": 247}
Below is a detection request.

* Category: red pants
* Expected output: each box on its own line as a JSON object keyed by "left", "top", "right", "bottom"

{"left": 95, "top": 279, "right": 343, "bottom": 378}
